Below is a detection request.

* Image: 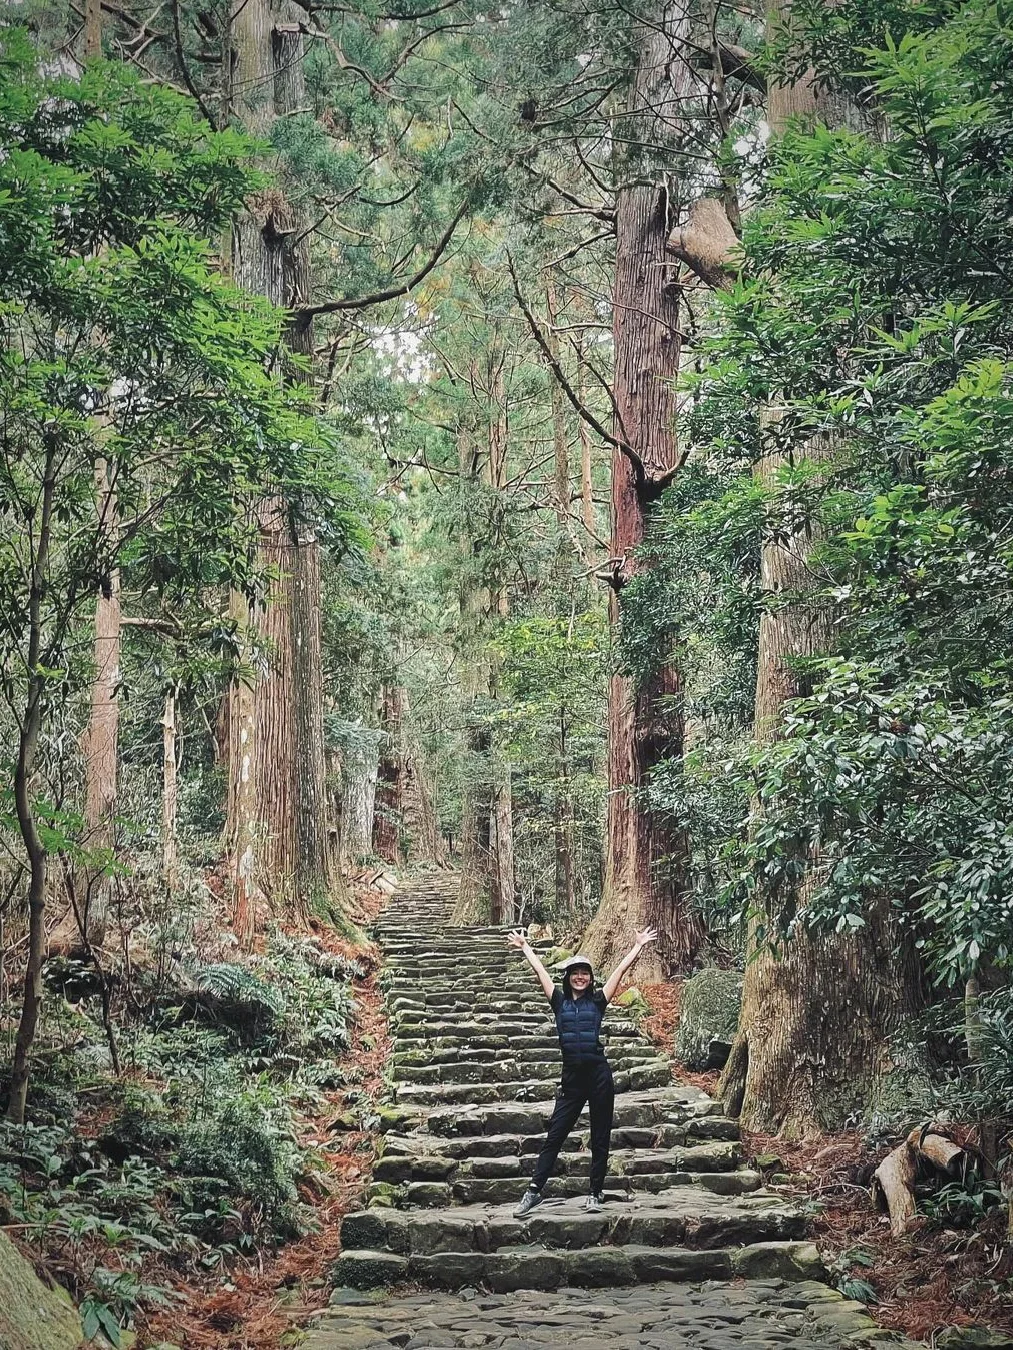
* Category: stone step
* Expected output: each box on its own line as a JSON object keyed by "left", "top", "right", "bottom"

{"left": 387, "top": 973, "right": 546, "bottom": 982}
{"left": 393, "top": 1020, "right": 642, "bottom": 1042}
{"left": 387, "top": 983, "right": 553, "bottom": 992}
{"left": 393, "top": 1044, "right": 555, "bottom": 1065}
{"left": 388, "top": 985, "right": 545, "bottom": 1002}
{"left": 374, "top": 1141, "right": 741, "bottom": 1184}
{"left": 379, "top": 1118, "right": 741, "bottom": 1165}
{"left": 393, "top": 1010, "right": 553, "bottom": 1027}
{"left": 382, "top": 947, "right": 545, "bottom": 960}
{"left": 423, "top": 1085, "right": 715, "bottom": 1137}
{"left": 332, "top": 1236, "right": 822, "bottom": 1293}
{"left": 340, "top": 1188, "right": 804, "bottom": 1259}
{"left": 394, "top": 1061, "right": 672, "bottom": 1105}
{"left": 394, "top": 1033, "right": 562, "bottom": 1053}
{"left": 394, "top": 1053, "right": 668, "bottom": 1083}
{"left": 392, "top": 1043, "right": 677, "bottom": 1069}
{"left": 308, "top": 1273, "right": 926, "bottom": 1349}
{"left": 368, "top": 1169, "right": 763, "bottom": 1207}
{"left": 332, "top": 1239, "right": 801, "bottom": 1293}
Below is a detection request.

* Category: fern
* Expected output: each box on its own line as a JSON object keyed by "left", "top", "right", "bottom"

{"left": 194, "top": 964, "right": 285, "bottom": 1019}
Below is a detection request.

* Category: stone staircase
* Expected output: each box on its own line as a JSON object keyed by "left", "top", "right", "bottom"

{"left": 310, "top": 876, "right": 923, "bottom": 1348}
{"left": 334, "top": 877, "right": 820, "bottom": 1293}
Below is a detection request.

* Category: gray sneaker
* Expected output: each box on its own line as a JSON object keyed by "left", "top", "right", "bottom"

{"left": 513, "top": 1187, "right": 542, "bottom": 1218}
{"left": 583, "top": 1192, "right": 604, "bottom": 1212}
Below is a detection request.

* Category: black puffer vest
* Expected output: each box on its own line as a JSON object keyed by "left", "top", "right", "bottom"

{"left": 555, "top": 991, "right": 605, "bottom": 1064}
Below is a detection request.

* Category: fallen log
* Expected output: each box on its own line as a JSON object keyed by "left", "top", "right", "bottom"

{"left": 872, "top": 1124, "right": 971, "bottom": 1237}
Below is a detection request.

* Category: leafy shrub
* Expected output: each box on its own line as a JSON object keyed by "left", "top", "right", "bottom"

{"left": 921, "top": 1178, "right": 1003, "bottom": 1228}
{"left": 97, "top": 1084, "right": 181, "bottom": 1162}
{"left": 179, "top": 932, "right": 358, "bottom": 1065}
{"left": 190, "top": 962, "right": 286, "bottom": 1040}
{"left": 829, "top": 1246, "right": 878, "bottom": 1304}
{"left": 173, "top": 1096, "right": 304, "bottom": 1238}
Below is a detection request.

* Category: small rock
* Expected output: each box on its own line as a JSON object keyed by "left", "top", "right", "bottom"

{"left": 937, "top": 1330, "right": 1013, "bottom": 1350}
{"left": 731, "top": 1241, "right": 825, "bottom": 1281}
{"left": 328, "top": 1287, "right": 387, "bottom": 1306}
{"left": 329, "top": 1110, "right": 359, "bottom": 1132}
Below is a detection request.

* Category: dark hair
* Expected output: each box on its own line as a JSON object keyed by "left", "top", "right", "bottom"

{"left": 561, "top": 964, "right": 594, "bottom": 999}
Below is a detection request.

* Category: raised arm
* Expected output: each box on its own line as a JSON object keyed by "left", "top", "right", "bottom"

{"left": 602, "top": 927, "right": 658, "bottom": 1004}
{"left": 507, "top": 929, "right": 556, "bottom": 1000}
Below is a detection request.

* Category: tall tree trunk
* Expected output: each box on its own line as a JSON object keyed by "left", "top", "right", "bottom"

{"left": 161, "top": 691, "right": 178, "bottom": 891}
{"left": 78, "top": 457, "right": 119, "bottom": 948}
{"left": 723, "top": 430, "right": 923, "bottom": 1135}
{"left": 374, "top": 682, "right": 406, "bottom": 865}
{"left": 486, "top": 357, "right": 515, "bottom": 925}
{"left": 224, "top": 2, "right": 336, "bottom": 921}
{"left": 489, "top": 758, "right": 515, "bottom": 925}
{"left": 452, "top": 409, "right": 492, "bottom": 924}
{"left": 253, "top": 496, "right": 300, "bottom": 894}
{"left": 226, "top": 587, "right": 264, "bottom": 945}
{"left": 582, "top": 7, "right": 705, "bottom": 979}
{"left": 720, "top": 14, "right": 923, "bottom": 1135}
{"left": 401, "top": 730, "right": 444, "bottom": 864}
{"left": 554, "top": 707, "right": 576, "bottom": 914}
{"left": 83, "top": 0, "right": 102, "bottom": 57}
{"left": 575, "top": 342, "right": 596, "bottom": 539}
{"left": 340, "top": 736, "right": 379, "bottom": 864}
{"left": 548, "top": 287, "right": 595, "bottom": 569}
{"left": 276, "top": 20, "right": 338, "bottom": 905}
{"left": 453, "top": 717, "right": 491, "bottom": 923}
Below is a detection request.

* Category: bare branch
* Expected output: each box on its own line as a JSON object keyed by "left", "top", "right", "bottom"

{"left": 506, "top": 251, "right": 647, "bottom": 494}
{"left": 170, "top": 0, "right": 218, "bottom": 126}
{"left": 295, "top": 199, "right": 468, "bottom": 321}
{"left": 543, "top": 227, "right": 614, "bottom": 270}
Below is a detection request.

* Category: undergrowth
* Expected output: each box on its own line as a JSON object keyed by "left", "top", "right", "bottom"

{"left": 0, "top": 922, "right": 365, "bottom": 1347}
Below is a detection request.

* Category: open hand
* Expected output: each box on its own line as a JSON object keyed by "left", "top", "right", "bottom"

{"left": 634, "top": 926, "right": 658, "bottom": 949}
{"left": 506, "top": 929, "right": 528, "bottom": 950}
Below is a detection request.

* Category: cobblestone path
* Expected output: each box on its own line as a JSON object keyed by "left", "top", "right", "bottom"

{"left": 308, "top": 877, "right": 920, "bottom": 1349}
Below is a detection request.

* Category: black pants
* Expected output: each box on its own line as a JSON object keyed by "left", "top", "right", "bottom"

{"left": 530, "top": 1057, "right": 615, "bottom": 1195}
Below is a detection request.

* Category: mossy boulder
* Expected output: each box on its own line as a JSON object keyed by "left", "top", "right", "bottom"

{"left": 675, "top": 968, "right": 742, "bottom": 1069}
{"left": 0, "top": 1229, "right": 82, "bottom": 1350}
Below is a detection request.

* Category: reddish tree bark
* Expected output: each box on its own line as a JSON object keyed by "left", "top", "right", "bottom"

{"left": 582, "top": 7, "right": 705, "bottom": 979}
{"left": 224, "top": 2, "right": 336, "bottom": 926}
{"left": 373, "top": 683, "right": 406, "bottom": 865}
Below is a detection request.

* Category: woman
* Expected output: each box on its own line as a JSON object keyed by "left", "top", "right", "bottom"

{"left": 506, "top": 925, "right": 658, "bottom": 1216}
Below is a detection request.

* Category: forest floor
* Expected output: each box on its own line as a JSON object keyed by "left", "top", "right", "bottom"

{"left": 139, "top": 879, "right": 394, "bottom": 1350}
{"left": 146, "top": 949, "right": 1013, "bottom": 1350}
{"left": 641, "top": 980, "right": 1013, "bottom": 1348}
{"left": 12, "top": 895, "right": 1007, "bottom": 1350}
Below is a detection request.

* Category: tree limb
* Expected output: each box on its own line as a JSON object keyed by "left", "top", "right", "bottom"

{"left": 667, "top": 196, "right": 740, "bottom": 290}
{"left": 506, "top": 251, "right": 647, "bottom": 494}
{"left": 170, "top": 0, "right": 218, "bottom": 127}
{"left": 543, "top": 226, "right": 614, "bottom": 270}
{"left": 295, "top": 199, "right": 468, "bottom": 322}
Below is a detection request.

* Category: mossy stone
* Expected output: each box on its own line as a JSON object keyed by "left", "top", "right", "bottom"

{"left": 675, "top": 968, "right": 743, "bottom": 1069}
{"left": 0, "top": 1229, "right": 82, "bottom": 1350}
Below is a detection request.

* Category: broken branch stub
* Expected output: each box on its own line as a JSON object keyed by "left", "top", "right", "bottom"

{"left": 667, "top": 198, "right": 741, "bottom": 291}
{"left": 872, "top": 1125, "right": 972, "bottom": 1237}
